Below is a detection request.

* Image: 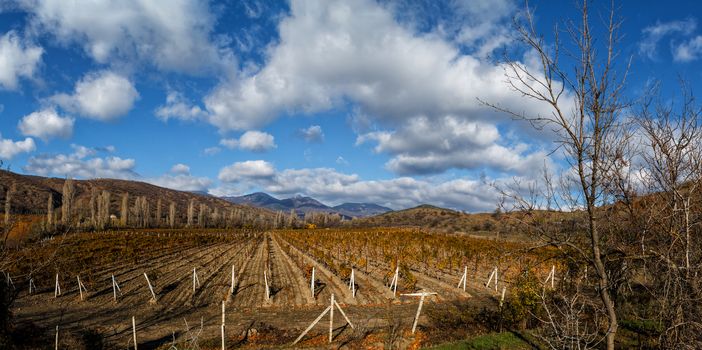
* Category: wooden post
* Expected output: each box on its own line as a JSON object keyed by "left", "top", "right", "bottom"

{"left": 329, "top": 294, "right": 334, "bottom": 343}
{"left": 292, "top": 306, "right": 331, "bottom": 345}
{"left": 349, "top": 269, "right": 355, "bottom": 298}
{"left": 390, "top": 266, "right": 399, "bottom": 297}
{"left": 500, "top": 286, "right": 507, "bottom": 307}
{"left": 401, "top": 292, "right": 437, "bottom": 334}
{"left": 494, "top": 267, "right": 498, "bottom": 291}
{"left": 193, "top": 268, "right": 200, "bottom": 293}
{"left": 77, "top": 276, "right": 87, "bottom": 301}
{"left": 54, "top": 273, "right": 61, "bottom": 298}
{"left": 29, "top": 278, "right": 35, "bottom": 294}
{"left": 221, "top": 301, "right": 225, "bottom": 350}
{"left": 264, "top": 270, "right": 270, "bottom": 300}
{"left": 457, "top": 266, "right": 467, "bottom": 291}
{"left": 143, "top": 273, "right": 157, "bottom": 303}
{"left": 310, "top": 267, "right": 315, "bottom": 298}
{"left": 550, "top": 265, "right": 555, "bottom": 289}
{"left": 230, "top": 264, "right": 236, "bottom": 294}
{"left": 55, "top": 325, "right": 58, "bottom": 350}
{"left": 132, "top": 316, "right": 137, "bottom": 350}
{"left": 112, "top": 274, "right": 122, "bottom": 301}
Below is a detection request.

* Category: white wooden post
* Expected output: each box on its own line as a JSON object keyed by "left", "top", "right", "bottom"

{"left": 221, "top": 301, "right": 225, "bottom": 350}
{"left": 333, "top": 299, "right": 354, "bottom": 329}
{"left": 112, "top": 274, "right": 122, "bottom": 301}
{"left": 132, "top": 316, "right": 137, "bottom": 350}
{"left": 54, "top": 273, "right": 61, "bottom": 298}
{"left": 329, "top": 294, "right": 334, "bottom": 343}
{"left": 77, "top": 276, "right": 87, "bottom": 301}
{"left": 143, "top": 273, "right": 157, "bottom": 303}
{"left": 29, "top": 278, "right": 35, "bottom": 294}
{"left": 292, "top": 305, "right": 331, "bottom": 345}
{"left": 550, "top": 265, "right": 555, "bottom": 289}
{"left": 401, "top": 292, "right": 437, "bottom": 334}
{"left": 349, "top": 269, "right": 355, "bottom": 298}
{"left": 389, "top": 266, "right": 399, "bottom": 297}
{"left": 230, "top": 264, "right": 236, "bottom": 294}
{"left": 192, "top": 268, "right": 200, "bottom": 293}
{"left": 55, "top": 325, "right": 58, "bottom": 350}
{"left": 457, "top": 266, "right": 467, "bottom": 291}
{"left": 264, "top": 270, "right": 270, "bottom": 300}
{"left": 310, "top": 267, "right": 315, "bottom": 298}
{"left": 494, "top": 267, "right": 499, "bottom": 291}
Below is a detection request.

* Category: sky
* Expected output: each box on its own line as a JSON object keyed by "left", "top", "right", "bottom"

{"left": 0, "top": 0, "right": 701, "bottom": 212}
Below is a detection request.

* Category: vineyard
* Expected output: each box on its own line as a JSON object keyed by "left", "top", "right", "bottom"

{"left": 4, "top": 228, "right": 557, "bottom": 349}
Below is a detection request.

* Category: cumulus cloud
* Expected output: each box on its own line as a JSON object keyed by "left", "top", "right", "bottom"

{"left": 24, "top": 144, "right": 136, "bottom": 179}
{"left": 203, "top": 146, "right": 221, "bottom": 156}
{"left": 202, "top": 0, "right": 554, "bottom": 175}
{"left": 639, "top": 18, "right": 697, "bottom": 59}
{"left": 18, "top": 108, "right": 74, "bottom": 140}
{"left": 155, "top": 91, "right": 207, "bottom": 122}
{"left": 220, "top": 131, "right": 277, "bottom": 152}
{"left": 673, "top": 35, "right": 702, "bottom": 62}
{"left": 22, "top": 0, "right": 233, "bottom": 74}
{"left": 148, "top": 163, "right": 212, "bottom": 192}
{"left": 51, "top": 70, "right": 139, "bottom": 121}
{"left": 218, "top": 160, "right": 275, "bottom": 182}
{"left": 298, "top": 125, "right": 324, "bottom": 143}
{"left": 0, "top": 31, "right": 43, "bottom": 90}
{"left": 170, "top": 163, "right": 190, "bottom": 174}
{"left": 214, "top": 161, "right": 506, "bottom": 211}
{"left": 0, "top": 134, "right": 36, "bottom": 160}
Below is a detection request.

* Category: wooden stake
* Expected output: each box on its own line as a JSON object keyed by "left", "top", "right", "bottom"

{"left": 132, "top": 316, "right": 137, "bottom": 350}
{"left": 221, "top": 301, "right": 225, "bottom": 350}
{"left": 500, "top": 286, "right": 506, "bottom": 307}
{"left": 55, "top": 325, "right": 58, "bottom": 350}
{"left": 143, "top": 273, "right": 157, "bottom": 303}
{"left": 457, "top": 266, "right": 467, "bottom": 291}
{"left": 390, "top": 266, "right": 399, "bottom": 297}
{"left": 192, "top": 268, "right": 200, "bottom": 293}
{"left": 292, "top": 306, "right": 331, "bottom": 345}
{"left": 112, "top": 275, "right": 122, "bottom": 301}
{"left": 310, "top": 267, "right": 315, "bottom": 298}
{"left": 333, "top": 300, "right": 354, "bottom": 328}
{"left": 29, "top": 278, "right": 35, "bottom": 294}
{"left": 349, "top": 269, "right": 355, "bottom": 298}
{"left": 230, "top": 264, "right": 236, "bottom": 294}
{"left": 402, "top": 292, "right": 437, "bottom": 334}
{"left": 77, "top": 276, "right": 87, "bottom": 301}
{"left": 54, "top": 273, "right": 61, "bottom": 298}
{"left": 264, "top": 270, "right": 270, "bottom": 300}
{"left": 329, "top": 294, "right": 334, "bottom": 343}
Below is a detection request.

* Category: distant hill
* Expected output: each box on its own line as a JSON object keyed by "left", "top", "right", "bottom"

{"left": 222, "top": 192, "right": 392, "bottom": 218}
{"left": 0, "top": 170, "right": 273, "bottom": 223}
{"left": 351, "top": 204, "right": 519, "bottom": 235}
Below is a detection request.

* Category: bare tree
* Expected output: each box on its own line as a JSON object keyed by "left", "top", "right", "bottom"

{"left": 187, "top": 200, "right": 194, "bottom": 228}
{"left": 97, "top": 190, "right": 110, "bottom": 229}
{"left": 3, "top": 183, "right": 13, "bottom": 228}
{"left": 61, "top": 178, "right": 74, "bottom": 225}
{"left": 89, "top": 187, "right": 97, "bottom": 227}
{"left": 483, "top": 1, "right": 631, "bottom": 348}
{"left": 169, "top": 201, "right": 176, "bottom": 228}
{"left": 155, "top": 198, "right": 162, "bottom": 227}
{"left": 635, "top": 84, "right": 702, "bottom": 348}
{"left": 121, "top": 192, "right": 129, "bottom": 227}
{"left": 47, "top": 193, "right": 54, "bottom": 228}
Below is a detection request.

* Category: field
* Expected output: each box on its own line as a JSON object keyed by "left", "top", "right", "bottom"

{"left": 4, "top": 228, "right": 551, "bottom": 349}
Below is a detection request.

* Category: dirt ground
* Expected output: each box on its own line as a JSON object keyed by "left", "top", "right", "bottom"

{"left": 11, "top": 232, "right": 503, "bottom": 349}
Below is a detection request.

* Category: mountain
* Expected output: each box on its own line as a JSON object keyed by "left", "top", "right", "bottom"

{"left": 0, "top": 170, "right": 274, "bottom": 221}
{"left": 222, "top": 192, "right": 392, "bottom": 218}
{"left": 332, "top": 203, "right": 393, "bottom": 218}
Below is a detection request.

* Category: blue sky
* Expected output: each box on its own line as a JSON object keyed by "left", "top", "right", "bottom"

{"left": 0, "top": 0, "right": 701, "bottom": 211}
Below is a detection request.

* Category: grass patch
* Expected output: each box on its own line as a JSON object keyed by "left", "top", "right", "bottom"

{"left": 424, "top": 332, "right": 533, "bottom": 350}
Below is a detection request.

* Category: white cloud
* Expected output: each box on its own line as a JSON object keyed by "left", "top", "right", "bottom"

{"left": 24, "top": 145, "right": 136, "bottom": 179}
{"left": 298, "top": 125, "right": 324, "bottom": 143}
{"left": 202, "top": 0, "right": 554, "bottom": 176}
{"left": 336, "top": 156, "right": 349, "bottom": 165}
{"left": 0, "top": 134, "right": 36, "bottom": 160}
{"left": 51, "top": 70, "right": 139, "bottom": 121}
{"left": 639, "top": 18, "right": 697, "bottom": 59}
{"left": 673, "top": 35, "right": 702, "bottom": 62}
{"left": 18, "top": 108, "right": 74, "bottom": 140}
{"left": 147, "top": 174, "right": 212, "bottom": 192}
{"left": 218, "top": 160, "right": 275, "bottom": 182}
{"left": 22, "top": 0, "right": 233, "bottom": 74}
{"left": 220, "top": 130, "right": 277, "bottom": 152}
{"left": 0, "top": 31, "right": 43, "bottom": 90}
{"left": 214, "top": 162, "right": 506, "bottom": 211}
{"left": 170, "top": 163, "right": 190, "bottom": 174}
{"left": 155, "top": 91, "right": 207, "bottom": 122}
{"left": 203, "top": 146, "right": 221, "bottom": 156}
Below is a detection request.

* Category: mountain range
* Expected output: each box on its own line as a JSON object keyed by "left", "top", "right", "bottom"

{"left": 221, "top": 192, "right": 392, "bottom": 218}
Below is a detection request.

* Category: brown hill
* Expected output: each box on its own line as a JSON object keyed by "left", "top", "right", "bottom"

{"left": 0, "top": 170, "right": 273, "bottom": 226}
